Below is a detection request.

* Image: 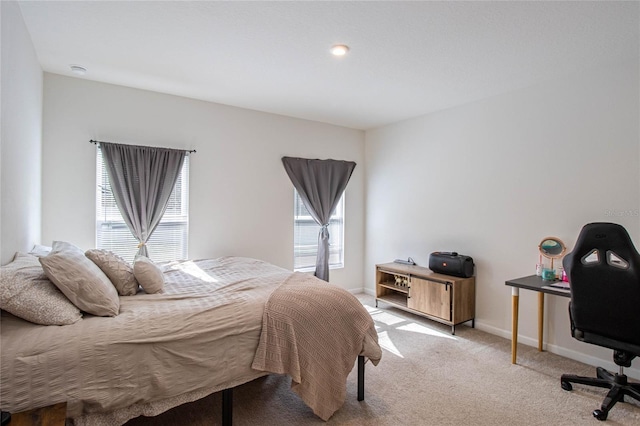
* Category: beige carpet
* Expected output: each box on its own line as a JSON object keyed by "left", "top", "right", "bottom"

{"left": 125, "top": 294, "right": 640, "bottom": 425}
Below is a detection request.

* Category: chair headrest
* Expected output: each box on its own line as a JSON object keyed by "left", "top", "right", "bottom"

{"left": 564, "top": 222, "right": 640, "bottom": 274}
{"left": 573, "top": 222, "right": 637, "bottom": 253}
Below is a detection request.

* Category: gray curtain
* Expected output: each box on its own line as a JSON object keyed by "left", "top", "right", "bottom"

{"left": 100, "top": 142, "right": 186, "bottom": 259}
{"left": 282, "top": 156, "right": 356, "bottom": 281}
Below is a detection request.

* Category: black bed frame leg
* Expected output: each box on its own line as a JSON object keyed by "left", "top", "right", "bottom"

{"left": 222, "top": 388, "right": 232, "bottom": 426}
{"left": 357, "top": 355, "right": 365, "bottom": 401}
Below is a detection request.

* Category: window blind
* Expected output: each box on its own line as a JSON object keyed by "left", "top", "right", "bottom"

{"left": 293, "top": 190, "right": 344, "bottom": 271}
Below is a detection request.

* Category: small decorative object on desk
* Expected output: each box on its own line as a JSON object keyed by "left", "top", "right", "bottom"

{"left": 538, "top": 236, "right": 567, "bottom": 279}
{"left": 542, "top": 268, "right": 556, "bottom": 281}
{"left": 536, "top": 254, "right": 543, "bottom": 276}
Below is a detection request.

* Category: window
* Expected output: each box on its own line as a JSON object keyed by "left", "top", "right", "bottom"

{"left": 96, "top": 148, "right": 189, "bottom": 263}
{"left": 293, "top": 190, "right": 344, "bottom": 271}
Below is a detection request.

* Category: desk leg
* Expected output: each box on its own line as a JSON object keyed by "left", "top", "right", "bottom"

{"left": 538, "top": 292, "right": 544, "bottom": 351}
{"left": 511, "top": 287, "right": 519, "bottom": 364}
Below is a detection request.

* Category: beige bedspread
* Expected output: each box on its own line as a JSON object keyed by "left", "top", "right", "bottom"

{"left": 0, "top": 256, "right": 381, "bottom": 425}
{"left": 1, "top": 257, "right": 290, "bottom": 425}
{"left": 252, "top": 272, "right": 382, "bottom": 421}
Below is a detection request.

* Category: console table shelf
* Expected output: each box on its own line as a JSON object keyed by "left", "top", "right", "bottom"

{"left": 375, "top": 263, "right": 475, "bottom": 335}
{"left": 378, "top": 282, "right": 409, "bottom": 294}
{"left": 377, "top": 292, "right": 409, "bottom": 308}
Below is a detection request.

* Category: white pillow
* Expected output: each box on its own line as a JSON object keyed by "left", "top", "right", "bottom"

{"left": 28, "top": 244, "right": 52, "bottom": 257}
{"left": 133, "top": 255, "right": 164, "bottom": 294}
{"left": 39, "top": 241, "right": 120, "bottom": 317}
{"left": 0, "top": 252, "right": 82, "bottom": 325}
{"left": 85, "top": 249, "right": 139, "bottom": 296}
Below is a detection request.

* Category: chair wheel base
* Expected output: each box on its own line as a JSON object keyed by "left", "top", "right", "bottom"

{"left": 561, "top": 380, "right": 572, "bottom": 391}
{"left": 593, "top": 409, "right": 608, "bottom": 421}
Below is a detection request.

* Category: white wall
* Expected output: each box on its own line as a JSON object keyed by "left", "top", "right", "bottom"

{"left": 0, "top": 1, "right": 43, "bottom": 265}
{"left": 365, "top": 60, "right": 640, "bottom": 377}
{"left": 41, "top": 74, "right": 365, "bottom": 290}
{"left": 8, "top": 0, "right": 639, "bottom": 377}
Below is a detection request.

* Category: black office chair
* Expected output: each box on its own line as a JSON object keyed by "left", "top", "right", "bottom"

{"left": 561, "top": 222, "right": 640, "bottom": 420}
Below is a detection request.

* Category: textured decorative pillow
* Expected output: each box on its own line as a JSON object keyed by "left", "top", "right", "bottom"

{"left": 133, "top": 255, "right": 164, "bottom": 294}
{"left": 39, "top": 241, "right": 120, "bottom": 317}
{"left": 0, "top": 252, "right": 82, "bottom": 325}
{"left": 85, "top": 249, "right": 138, "bottom": 296}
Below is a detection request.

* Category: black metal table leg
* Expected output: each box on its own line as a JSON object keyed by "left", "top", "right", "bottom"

{"left": 357, "top": 355, "right": 365, "bottom": 401}
{"left": 222, "top": 388, "right": 232, "bottom": 426}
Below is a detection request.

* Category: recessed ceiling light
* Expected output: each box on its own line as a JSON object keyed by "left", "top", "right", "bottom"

{"left": 70, "top": 65, "right": 87, "bottom": 76}
{"left": 330, "top": 45, "right": 349, "bottom": 57}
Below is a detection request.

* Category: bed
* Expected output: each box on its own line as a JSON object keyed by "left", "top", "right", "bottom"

{"left": 0, "top": 252, "right": 381, "bottom": 425}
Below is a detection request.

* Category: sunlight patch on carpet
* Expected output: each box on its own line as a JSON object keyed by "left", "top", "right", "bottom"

{"left": 377, "top": 330, "right": 404, "bottom": 358}
{"left": 370, "top": 310, "right": 406, "bottom": 326}
{"left": 397, "top": 322, "right": 457, "bottom": 340}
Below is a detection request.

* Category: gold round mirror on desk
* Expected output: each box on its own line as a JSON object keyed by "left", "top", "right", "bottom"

{"left": 539, "top": 237, "right": 566, "bottom": 274}
{"left": 539, "top": 237, "right": 566, "bottom": 259}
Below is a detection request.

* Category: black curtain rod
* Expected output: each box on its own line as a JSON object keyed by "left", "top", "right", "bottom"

{"left": 89, "top": 139, "right": 196, "bottom": 154}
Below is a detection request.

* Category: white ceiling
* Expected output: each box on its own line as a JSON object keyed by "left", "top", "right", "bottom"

{"left": 17, "top": 1, "right": 639, "bottom": 130}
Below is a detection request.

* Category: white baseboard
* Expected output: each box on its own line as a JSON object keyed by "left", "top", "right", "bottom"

{"left": 475, "top": 323, "right": 640, "bottom": 380}
{"left": 546, "top": 343, "right": 640, "bottom": 380}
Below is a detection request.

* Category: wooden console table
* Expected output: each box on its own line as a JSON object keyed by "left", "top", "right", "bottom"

{"left": 376, "top": 262, "right": 475, "bottom": 335}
